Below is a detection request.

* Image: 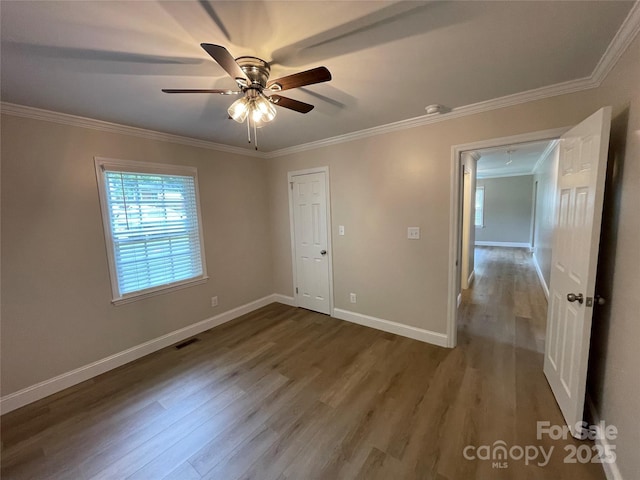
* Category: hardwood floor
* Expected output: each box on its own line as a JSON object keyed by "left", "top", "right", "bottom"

{"left": 1, "top": 247, "right": 605, "bottom": 479}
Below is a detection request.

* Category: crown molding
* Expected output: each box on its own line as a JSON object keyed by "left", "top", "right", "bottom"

{"left": 263, "top": 75, "right": 596, "bottom": 158}
{"left": 0, "top": 103, "right": 264, "bottom": 158}
{"left": 2, "top": 2, "right": 638, "bottom": 160}
{"left": 477, "top": 172, "right": 536, "bottom": 180}
{"left": 532, "top": 139, "right": 560, "bottom": 174}
{"left": 265, "top": 2, "right": 639, "bottom": 159}
{"left": 591, "top": 0, "right": 640, "bottom": 85}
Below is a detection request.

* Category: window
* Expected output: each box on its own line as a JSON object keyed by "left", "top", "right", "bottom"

{"left": 475, "top": 186, "right": 485, "bottom": 227}
{"left": 95, "top": 158, "right": 207, "bottom": 304}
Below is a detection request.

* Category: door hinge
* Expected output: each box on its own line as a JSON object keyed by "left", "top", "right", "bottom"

{"left": 290, "top": 181, "right": 294, "bottom": 190}
{"left": 296, "top": 287, "right": 298, "bottom": 294}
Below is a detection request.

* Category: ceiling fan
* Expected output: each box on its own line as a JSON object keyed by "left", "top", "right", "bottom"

{"left": 162, "top": 44, "right": 332, "bottom": 149}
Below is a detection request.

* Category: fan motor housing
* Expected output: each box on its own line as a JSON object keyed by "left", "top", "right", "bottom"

{"left": 235, "top": 56, "right": 270, "bottom": 88}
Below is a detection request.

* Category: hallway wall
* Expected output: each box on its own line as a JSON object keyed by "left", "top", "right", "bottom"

{"left": 475, "top": 175, "right": 534, "bottom": 245}
{"left": 532, "top": 144, "right": 560, "bottom": 292}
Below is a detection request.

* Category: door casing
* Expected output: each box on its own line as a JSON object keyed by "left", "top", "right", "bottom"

{"left": 287, "top": 166, "right": 335, "bottom": 316}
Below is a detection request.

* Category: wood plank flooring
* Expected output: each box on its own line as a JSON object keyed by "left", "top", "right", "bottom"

{"left": 1, "top": 247, "right": 605, "bottom": 479}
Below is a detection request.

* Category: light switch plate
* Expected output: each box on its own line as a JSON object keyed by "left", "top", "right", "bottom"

{"left": 339, "top": 225, "right": 345, "bottom": 236}
{"left": 408, "top": 227, "right": 420, "bottom": 239}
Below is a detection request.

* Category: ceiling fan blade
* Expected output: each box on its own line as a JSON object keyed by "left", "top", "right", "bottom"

{"left": 267, "top": 67, "right": 331, "bottom": 91}
{"left": 200, "top": 43, "right": 248, "bottom": 83}
{"left": 162, "top": 89, "right": 240, "bottom": 94}
{"left": 269, "top": 95, "right": 314, "bottom": 114}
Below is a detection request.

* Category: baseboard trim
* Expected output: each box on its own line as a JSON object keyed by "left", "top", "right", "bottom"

{"left": 271, "top": 294, "right": 296, "bottom": 307}
{"left": 457, "top": 293, "right": 462, "bottom": 308}
{"left": 586, "top": 396, "right": 623, "bottom": 480}
{"left": 532, "top": 253, "right": 550, "bottom": 300}
{"left": 467, "top": 270, "right": 475, "bottom": 287}
{"left": 0, "top": 294, "right": 287, "bottom": 415}
{"left": 333, "top": 308, "right": 448, "bottom": 348}
{"left": 475, "top": 241, "right": 532, "bottom": 248}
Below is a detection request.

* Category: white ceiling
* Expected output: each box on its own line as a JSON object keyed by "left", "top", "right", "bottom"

{"left": 0, "top": 1, "right": 634, "bottom": 152}
{"left": 475, "top": 140, "right": 554, "bottom": 178}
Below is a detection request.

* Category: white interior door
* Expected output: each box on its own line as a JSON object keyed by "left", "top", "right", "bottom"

{"left": 544, "top": 107, "right": 611, "bottom": 434}
{"left": 291, "top": 171, "right": 331, "bottom": 315}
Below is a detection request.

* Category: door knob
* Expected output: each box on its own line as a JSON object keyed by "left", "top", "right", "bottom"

{"left": 567, "top": 293, "right": 584, "bottom": 304}
{"left": 320, "top": 250, "right": 327, "bottom": 255}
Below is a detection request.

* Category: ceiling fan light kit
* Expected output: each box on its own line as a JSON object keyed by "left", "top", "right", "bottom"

{"left": 162, "top": 44, "right": 332, "bottom": 150}
{"left": 227, "top": 90, "right": 277, "bottom": 124}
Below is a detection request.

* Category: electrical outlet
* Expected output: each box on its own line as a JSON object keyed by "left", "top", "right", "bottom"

{"left": 211, "top": 296, "right": 218, "bottom": 307}
{"left": 339, "top": 225, "right": 345, "bottom": 236}
{"left": 350, "top": 293, "right": 357, "bottom": 303}
{"left": 408, "top": 227, "right": 420, "bottom": 239}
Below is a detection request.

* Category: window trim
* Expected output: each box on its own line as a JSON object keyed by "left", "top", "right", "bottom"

{"left": 475, "top": 185, "right": 485, "bottom": 228}
{"left": 94, "top": 157, "right": 208, "bottom": 305}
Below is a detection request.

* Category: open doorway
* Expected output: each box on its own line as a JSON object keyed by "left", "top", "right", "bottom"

{"left": 449, "top": 108, "right": 612, "bottom": 437}
{"left": 456, "top": 138, "right": 559, "bottom": 353}
{"left": 447, "top": 128, "right": 567, "bottom": 348}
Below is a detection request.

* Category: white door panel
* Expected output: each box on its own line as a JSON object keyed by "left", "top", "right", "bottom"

{"left": 291, "top": 172, "right": 331, "bottom": 315}
{"left": 544, "top": 107, "right": 611, "bottom": 435}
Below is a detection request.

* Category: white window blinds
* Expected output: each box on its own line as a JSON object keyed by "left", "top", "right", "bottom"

{"left": 96, "top": 158, "right": 207, "bottom": 302}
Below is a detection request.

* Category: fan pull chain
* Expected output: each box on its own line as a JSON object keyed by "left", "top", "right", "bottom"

{"left": 254, "top": 120, "right": 258, "bottom": 150}
{"left": 246, "top": 117, "right": 251, "bottom": 144}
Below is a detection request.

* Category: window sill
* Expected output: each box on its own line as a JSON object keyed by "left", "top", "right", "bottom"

{"left": 111, "top": 276, "right": 209, "bottom": 306}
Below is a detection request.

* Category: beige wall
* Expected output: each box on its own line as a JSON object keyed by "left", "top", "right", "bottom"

{"left": 1, "top": 116, "right": 273, "bottom": 395}
{"left": 268, "top": 130, "right": 453, "bottom": 331}
{"left": 476, "top": 175, "right": 534, "bottom": 244}
{"left": 269, "top": 92, "right": 599, "bottom": 334}
{"left": 268, "top": 34, "right": 639, "bottom": 477}
{"left": 585, "top": 33, "right": 640, "bottom": 480}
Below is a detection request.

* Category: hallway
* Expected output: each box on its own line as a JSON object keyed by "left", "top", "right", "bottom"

{"left": 460, "top": 246, "right": 548, "bottom": 351}
{"left": 457, "top": 246, "right": 604, "bottom": 479}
